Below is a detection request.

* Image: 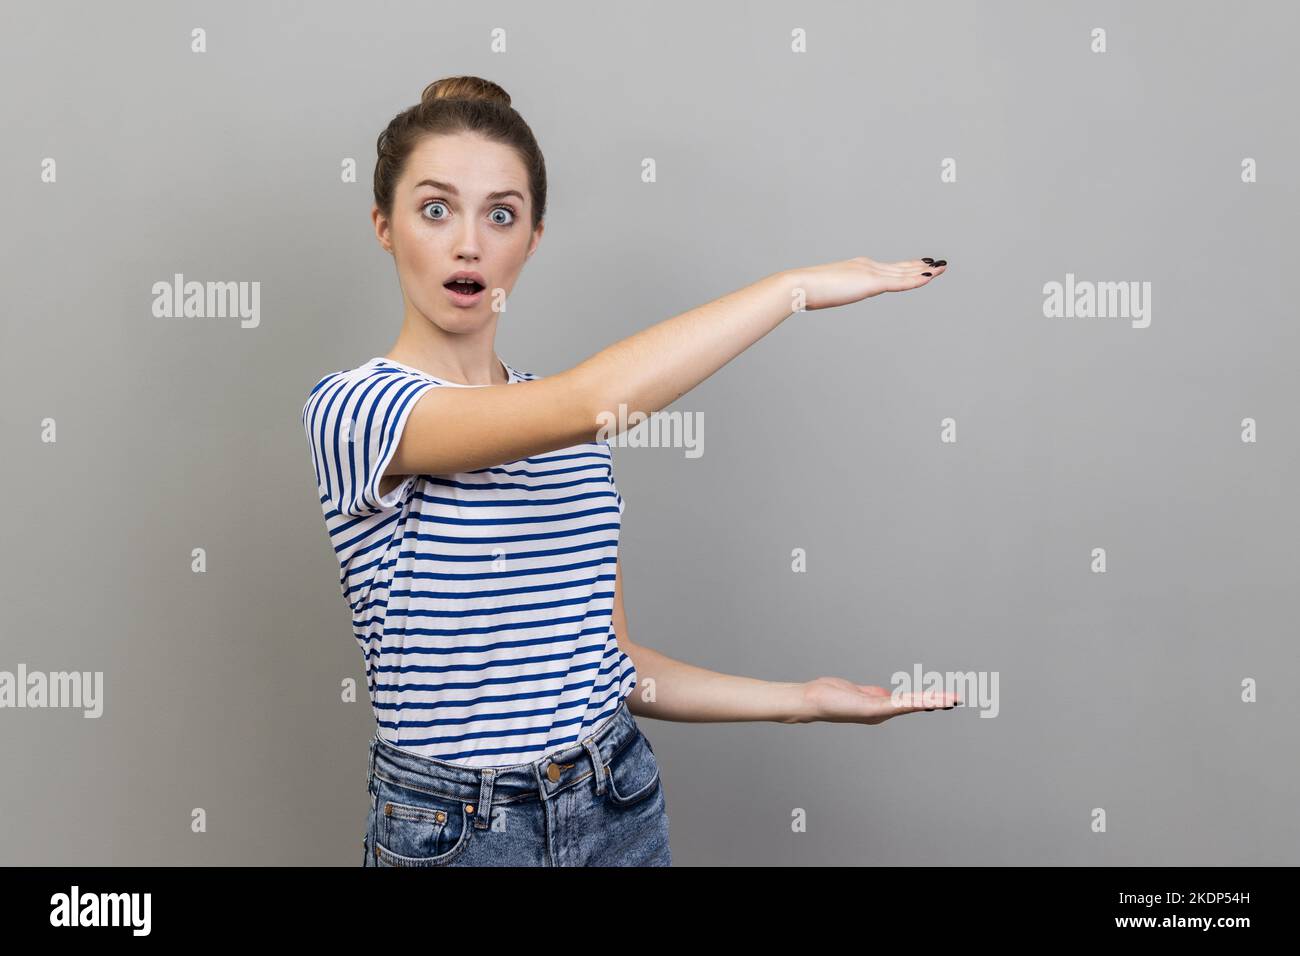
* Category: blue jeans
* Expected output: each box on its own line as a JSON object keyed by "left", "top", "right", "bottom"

{"left": 362, "top": 697, "right": 671, "bottom": 866}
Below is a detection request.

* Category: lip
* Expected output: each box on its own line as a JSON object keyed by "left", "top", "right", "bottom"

{"left": 443, "top": 283, "right": 486, "bottom": 307}
{"left": 445, "top": 270, "right": 486, "bottom": 286}
{"left": 443, "top": 270, "right": 487, "bottom": 307}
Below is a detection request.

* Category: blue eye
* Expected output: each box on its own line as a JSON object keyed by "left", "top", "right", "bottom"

{"left": 421, "top": 201, "right": 517, "bottom": 225}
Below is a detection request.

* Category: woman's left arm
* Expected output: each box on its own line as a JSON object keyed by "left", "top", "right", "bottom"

{"left": 610, "top": 559, "right": 960, "bottom": 726}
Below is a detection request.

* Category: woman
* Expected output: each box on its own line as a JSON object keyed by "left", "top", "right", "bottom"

{"left": 301, "top": 75, "right": 955, "bottom": 867}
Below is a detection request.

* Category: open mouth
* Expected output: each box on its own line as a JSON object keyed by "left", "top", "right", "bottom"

{"left": 444, "top": 279, "right": 485, "bottom": 295}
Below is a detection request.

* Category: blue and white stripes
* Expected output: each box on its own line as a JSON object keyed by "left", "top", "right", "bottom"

{"left": 302, "top": 357, "right": 635, "bottom": 768}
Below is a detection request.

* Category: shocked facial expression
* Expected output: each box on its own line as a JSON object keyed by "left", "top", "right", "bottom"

{"left": 376, "top": 130, "right": 543, "bottom": 333}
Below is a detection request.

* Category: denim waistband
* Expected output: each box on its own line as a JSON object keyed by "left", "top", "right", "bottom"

{"left": 366, "top": 697, "right": 640, "bottom": 831}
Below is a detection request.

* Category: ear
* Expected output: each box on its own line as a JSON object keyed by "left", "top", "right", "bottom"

{"left": 372, "top": 205, "right": 394, "bottom": 254}
{"left": 526, "top": 219, "right": 545, "bottom": 258}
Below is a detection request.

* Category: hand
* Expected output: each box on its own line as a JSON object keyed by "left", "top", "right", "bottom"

{"left": 780, "top": 256, "right": 947, "bottom": 312}
{"left": 793, "top": 676, "right": 960, "bottom": 725}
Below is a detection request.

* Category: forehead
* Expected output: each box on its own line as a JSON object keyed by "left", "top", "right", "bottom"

{"left": 402, "top": 132, "right": 528, "bottom": 194}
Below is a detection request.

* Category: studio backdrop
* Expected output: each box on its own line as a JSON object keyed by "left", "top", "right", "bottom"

{"left": 2, "top": 0, "right": 1296, "bottom": 865}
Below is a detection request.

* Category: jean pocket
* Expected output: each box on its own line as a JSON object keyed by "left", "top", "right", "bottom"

{"left": 372, "top": 782, "right": 473, "bottom": 867}
{"left": 605, "top": 731, "right": 662, "bottom": 808}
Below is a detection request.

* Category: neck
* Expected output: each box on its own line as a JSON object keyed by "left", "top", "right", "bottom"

{"left": 387, "top": 312, "right": 508, "bottom": 386}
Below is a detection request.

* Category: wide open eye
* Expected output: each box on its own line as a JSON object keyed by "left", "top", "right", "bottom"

{"left": 422, "top": 200, "right": 449, "bottom": 221}
{"left": 490, "top": 205, "right": 516, "bottom": 226}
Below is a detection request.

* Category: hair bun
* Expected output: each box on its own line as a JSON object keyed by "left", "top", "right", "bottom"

{"left": 420, "top": 76, "right": 512, "bottom": 108}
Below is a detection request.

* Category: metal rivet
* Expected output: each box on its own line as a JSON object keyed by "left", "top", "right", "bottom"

{"left": 436, "top": 811, "right": 446, "bottom": 823}
{"left": 465, "top": 804, "right": 474, "bottom": 814}
{"left": 384, "top": 803, "right": 392, "bottom": 816}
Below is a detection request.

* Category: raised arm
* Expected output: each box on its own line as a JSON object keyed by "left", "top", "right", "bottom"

{"left": 386, "top": 257, "right": 946, "bottom": 478}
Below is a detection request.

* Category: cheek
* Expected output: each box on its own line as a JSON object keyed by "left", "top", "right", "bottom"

{"left": 397, "top": 229, "right": 447, "bottom": 272}
{"left": 497, "top": 240, "right": 532, "bottom": 279}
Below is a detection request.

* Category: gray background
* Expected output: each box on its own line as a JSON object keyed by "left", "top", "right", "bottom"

{"left": 2, "top": 0, "right": 1296, "bottom": 865}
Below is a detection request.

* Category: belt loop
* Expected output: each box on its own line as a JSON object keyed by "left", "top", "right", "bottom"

{"left": 366, "top": 735, "right": 377, "bottom": 794}
{"left": 582, "top": 735, "right": 607, "bottom": 796}
{"left": 473, "top": 768, "right": 496, "bottom": 829}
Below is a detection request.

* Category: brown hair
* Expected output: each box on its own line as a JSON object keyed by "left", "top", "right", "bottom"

{"left": 373, "top": 76, "right": 547, "bottom": 231}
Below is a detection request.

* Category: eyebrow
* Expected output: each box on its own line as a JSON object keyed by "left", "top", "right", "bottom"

{"left": 414, "top": 179, "right": 524, "bottom": 203}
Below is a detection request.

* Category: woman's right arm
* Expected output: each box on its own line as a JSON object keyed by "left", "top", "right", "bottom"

{"left": 386, "top": 256, "right": 945, "bottom": 477}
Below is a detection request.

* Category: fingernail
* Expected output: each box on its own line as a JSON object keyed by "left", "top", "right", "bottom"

{"left": 922, "top": 258, "right": 935, "bottom": 264}
{"left": 921, "top": 272, "right": 933, "bottom": 277}
{"left": 932, "top": 259, "right": 947, "bottom": 267}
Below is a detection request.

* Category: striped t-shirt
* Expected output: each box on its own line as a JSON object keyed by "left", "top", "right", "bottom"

{"left": 301, "top": 355, "right": 637, "bottom": 768}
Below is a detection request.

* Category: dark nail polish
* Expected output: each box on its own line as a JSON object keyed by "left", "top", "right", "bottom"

{"left": 922, "top": 258, "right": 934, "bottom": 264}
{"left": 921, "top": 272, "right": 932, "bottom": 277}
{"left": 932, "top": 259, "right": 947, "bottom": 267}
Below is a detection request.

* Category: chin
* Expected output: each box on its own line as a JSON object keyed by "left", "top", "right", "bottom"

{"left": 427, "top": 312, "right": 489, "bottom": 334}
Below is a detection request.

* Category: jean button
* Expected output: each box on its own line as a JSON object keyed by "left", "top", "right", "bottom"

{"left": 546, "top": 764, "right": 561, "bottom": 782}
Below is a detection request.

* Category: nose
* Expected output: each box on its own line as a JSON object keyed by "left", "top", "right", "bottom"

{"left": 454, "top": 221, "right": 482, "bottom": 260}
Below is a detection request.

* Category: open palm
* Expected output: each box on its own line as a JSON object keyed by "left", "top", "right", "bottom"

{"left": 798, "top": 676, "right": 960, "bottom": 725}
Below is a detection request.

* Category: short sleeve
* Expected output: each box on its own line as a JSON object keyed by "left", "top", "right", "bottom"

{"left": 302, "top": 366, "right": 440, "bottom": 520}
{"left": 601, "top": 439, "right": 625, "bottom": 516}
